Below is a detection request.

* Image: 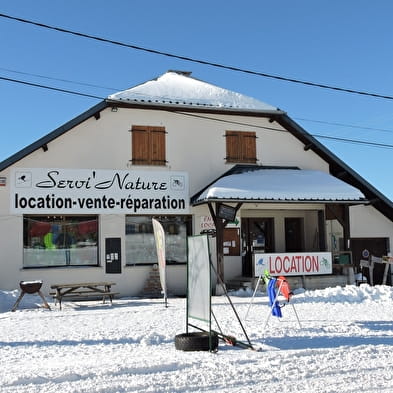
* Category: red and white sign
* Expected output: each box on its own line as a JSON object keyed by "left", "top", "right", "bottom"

{"left": 254, "top": 252, "right": 332, "bottom": 277}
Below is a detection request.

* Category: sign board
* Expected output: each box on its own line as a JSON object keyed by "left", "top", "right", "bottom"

{"left": 200, "top": 215, "right": 240, "bottom": 232}
{"left": 187, "top": 235, "right": 211, "bottom": 323}
{"left": 254, "top": 252, "right": 332, "bottom": 277}
{"left": 217, "top": 204, "right": 236, "bottom": 221}
{"left": 10, "top": 168, "right": 189, "bottom": 214}
{"left": 105, "top": 237, "right": 121, "bottom": 274}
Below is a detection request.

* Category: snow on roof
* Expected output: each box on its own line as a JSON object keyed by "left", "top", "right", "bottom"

{"left": 108, "top": 71, "right": 279, "bottom": 111}
{"left": 193, "top": 169, "right": 366, "bottom": 203}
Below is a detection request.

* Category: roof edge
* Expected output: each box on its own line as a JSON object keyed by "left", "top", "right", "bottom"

{"left": 0, "top": 101, "right": 108, "bottom": 172}
{"left": 192, "top": 198, "right": 367, "bottom": 206}
{"left": 106, "top": 98, "right": 285, "bottom": 116}
{"left": 277, "top": 114, "right": 393, "bottom": 219}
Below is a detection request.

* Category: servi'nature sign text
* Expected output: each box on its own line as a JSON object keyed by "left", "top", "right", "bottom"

{"left": 10, "top": 168, "right": 189, "bottom": 215}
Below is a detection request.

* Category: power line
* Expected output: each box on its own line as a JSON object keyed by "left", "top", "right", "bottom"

{"left": 0, "top": 67, "right": 119, "bottom": 92}
{"left": 2, "top": 12, "right": 393, "bottom": 101}
{"left": 3, "top": 63, "right": 393, "bottom": 136}
{"left": 177, "top": 111, "right": 393, "bottom": 149}
{"left": 295, "top": 117, "right": 393, "bottom": 134}
{"left": 4, "top": 64, "right": 393, "bottom": 136}
{"left": 313, "top": 134, "right": 393, "bottom": 149}
{"left": 1, "top": 75, "right": 393, "bottom": 150}
{"left": 0, "top": 76, "right": 103, "bottom": 100}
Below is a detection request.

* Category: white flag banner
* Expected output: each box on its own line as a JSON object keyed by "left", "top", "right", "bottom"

{"left": 152, "top": 218, "right": 167, "bottom": 305}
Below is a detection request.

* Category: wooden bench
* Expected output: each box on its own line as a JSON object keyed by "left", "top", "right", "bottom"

{"left": 50, "top": 282, "right": 118, "bottom": 310}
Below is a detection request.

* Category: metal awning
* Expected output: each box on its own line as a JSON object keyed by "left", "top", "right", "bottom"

{"left": 192, "top": 168, "right": 367, "bottom": 205}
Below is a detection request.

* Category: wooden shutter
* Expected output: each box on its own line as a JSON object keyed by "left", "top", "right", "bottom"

{"left": 132, "top": 126, "right": 166, "bottom": 165}
{"left": 225, "top": 130, "right": 257, "bottom": 163}
{"left": 225, "top": 131, "right": 240, "bottom": 162}
{"left": 150, "top": 127, "right": 166, "bottom": 165}
{"left": 241, "top": 131, "right": 257, "bottom": 163}
{"left": 132, "top": 126, "right": 150, "bottom": 164}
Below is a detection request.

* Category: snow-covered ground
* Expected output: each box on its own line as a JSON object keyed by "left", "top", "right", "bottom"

{"left": 1, "top": 284, "right": 392, "bottom": 393}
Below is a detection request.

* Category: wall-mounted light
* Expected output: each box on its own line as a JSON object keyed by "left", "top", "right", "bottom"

{"left": 111, "top": 107, "right": 118, "bottom": 112}
{"left": 42, "top": 144, "right": 48, "bottom": 152}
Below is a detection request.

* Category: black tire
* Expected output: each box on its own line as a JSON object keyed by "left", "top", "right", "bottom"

{"left": 174, "top": 332, "right": 219, "bottom": 351}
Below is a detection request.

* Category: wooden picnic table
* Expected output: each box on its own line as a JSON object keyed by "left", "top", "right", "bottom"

{"left": 50, "top": 281, "right": 118, "bottom": 310}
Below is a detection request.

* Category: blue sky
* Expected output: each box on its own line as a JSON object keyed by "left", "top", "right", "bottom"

{"left": 1, "top": 1, "right": 393, "bottom": 200}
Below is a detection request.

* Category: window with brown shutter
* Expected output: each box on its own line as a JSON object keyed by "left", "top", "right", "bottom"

{"left": 131, "top": 125, "right": 166, "bottom": 165}
{"left": 225, "top": 130, "right": 257, "bottom": 163}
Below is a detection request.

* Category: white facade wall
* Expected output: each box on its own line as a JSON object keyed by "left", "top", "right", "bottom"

{"left": 0, "top": 105, "right": 392, "bottom": 296}
{"left": 350, "top": 205, "right": 393, "bottom": 243}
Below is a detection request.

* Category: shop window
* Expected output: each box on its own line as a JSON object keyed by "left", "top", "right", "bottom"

{"left": 125, "top": 215, "right": 192, "bottom": 265}
{"left": 225, "top": 130, "right": 257, "bottom": 163}
{"left": 23, "top": 215, "right": 98, "bottom": 267}
{"left": 326, "top": 219, "right": 344, "bottom": 253}
{"left": 131, "top": 125, "right": 166, "bottom": 165}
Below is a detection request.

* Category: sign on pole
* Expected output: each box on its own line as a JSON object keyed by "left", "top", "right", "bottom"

{"left": 187, "top": 235, "right": 211, "bottom": 323}
{"left": 152, "top": 218, "right": 167, "bottom": 306}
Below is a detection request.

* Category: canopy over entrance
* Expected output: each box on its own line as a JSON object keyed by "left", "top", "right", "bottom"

{"left": 191, "top": 166, "right": 366, "bottom": 288}
{"left": 192, "top": 166, "right": 366, "bottom": 205}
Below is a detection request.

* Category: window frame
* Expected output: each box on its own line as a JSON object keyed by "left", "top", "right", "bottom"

{"left": 125, "top": 215, "right": 192, "bottom": 266}
{"left": 22, "top": 215, "right": 99, "bottom": 268}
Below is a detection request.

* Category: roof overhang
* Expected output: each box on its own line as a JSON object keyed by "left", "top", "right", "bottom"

{"left": 191, "top": 167, "right": 367, "bottom": 206}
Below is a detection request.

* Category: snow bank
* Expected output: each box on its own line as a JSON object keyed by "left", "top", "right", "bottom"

{"left": 1, "top": 284, "right": 392, "bottom": 393}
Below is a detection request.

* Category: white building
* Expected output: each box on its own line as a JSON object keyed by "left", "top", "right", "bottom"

{"left": 1, "top": 71, "right": 392, "bottom": 297}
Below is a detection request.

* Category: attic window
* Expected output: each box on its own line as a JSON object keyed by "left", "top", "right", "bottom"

{"left": 225, "top": 130, "right": 257, "bottom": 164}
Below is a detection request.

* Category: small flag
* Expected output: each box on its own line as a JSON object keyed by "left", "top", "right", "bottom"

{"left": 268, "top": 278, "right": 282, "bottom": 317}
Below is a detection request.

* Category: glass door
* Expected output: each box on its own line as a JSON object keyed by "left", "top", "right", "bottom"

{"left": 241, "top": 218, "right": 274, "bottom": 277}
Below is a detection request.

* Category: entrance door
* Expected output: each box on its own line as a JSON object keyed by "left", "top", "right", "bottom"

{"left": 285, "top": 217, "right": 304, "bottom": 252}
{"left": 241, "top": 218, "right": 274, "bottom": 277}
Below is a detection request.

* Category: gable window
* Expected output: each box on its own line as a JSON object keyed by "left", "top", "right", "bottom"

{"left": 225, "top": 130, "right": 257, "bottom": 163}
{"left": 131, "top": 125, "right": 166, "bottom": 165}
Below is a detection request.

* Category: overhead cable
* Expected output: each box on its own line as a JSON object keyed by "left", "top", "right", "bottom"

{"left": 1, "top": 76, "right": 392, "bottom": 150}
{"left": 3, "top": 65, "right": 393, "bottom": 135}
{"left": 1, "top": 12, "right": 393, "bottom": 101}
{"left": 0, "top": 67, "right": 119, "bottom": 91}
{"left": 295, "top": 117, "right": 393, "bottom": 134}
{"left": 0, "top": 76, "right": 103, "bottom": 99}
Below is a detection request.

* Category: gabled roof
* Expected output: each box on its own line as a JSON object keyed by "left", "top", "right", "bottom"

{"left": 108, "top": 70, "right": 279, "bottom": 112}
{"left": 0, "top": 71, "right": 392, "bottom": 221}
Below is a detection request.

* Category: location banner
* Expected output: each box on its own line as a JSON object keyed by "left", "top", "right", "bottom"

{"left": 254, "top": 252, "right": 333, "bottom": 277}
